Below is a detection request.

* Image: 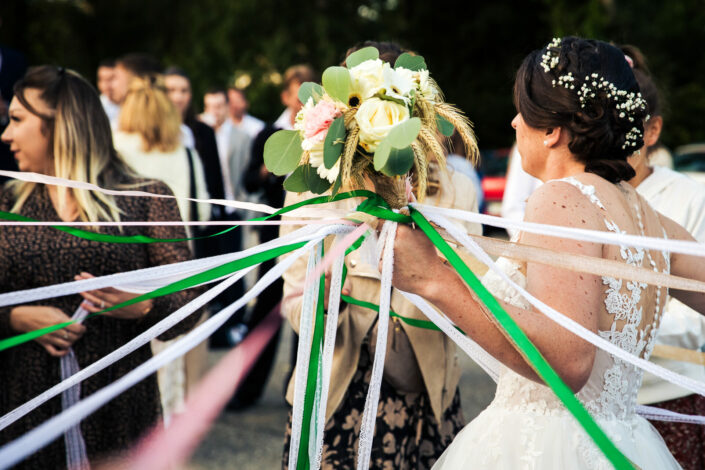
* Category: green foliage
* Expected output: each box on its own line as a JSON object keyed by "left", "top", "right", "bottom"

{"left": 381, "top": 146, "right": 415, "bottom": 177}
{"left": 263, "top": 130, "right": 302, "bottom": 176}
{"left": 283, "top": 166, "right": 309, "bottom": 192}
{"left": 321, "top": 66, "right": 352, "bottom": 104}
{"left": 302, "top": 164, "right": 332, "bottom": 194}
{"left": 298, "top": 82, "right": 325, "bottom": 105}
{"left": 394, "top": 52, "right": 427, "bottom": 71}
{"left": 436, "top": 114, "right": 454, "bottom": 137}
{"left": 346, "top": 46, "right": 379, "bottom": 68}
{"left": 374, "top": 117, "right": 421, "bottom": 172}
{"left": 323, "top": 116, "right": 346, "bottom": 169}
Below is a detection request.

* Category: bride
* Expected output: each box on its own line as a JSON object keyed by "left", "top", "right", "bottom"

{"left": 389, "top": 37, "right": 705, "bottom": 469}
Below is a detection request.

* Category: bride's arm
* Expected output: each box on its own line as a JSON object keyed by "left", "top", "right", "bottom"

{"left": 392, "top": 182, "right": 601, "bottom": 392}
{"left": 658, "top": 214, "right": 705, "bottom": 314}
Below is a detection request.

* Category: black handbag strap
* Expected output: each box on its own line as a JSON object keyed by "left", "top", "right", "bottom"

{"left": 185, "top": 147, "right": 197, "bottom": 222}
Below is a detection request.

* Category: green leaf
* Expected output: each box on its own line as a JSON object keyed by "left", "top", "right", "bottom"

{"left": 330, "top": 172, "right": 343, "bottom": 197}
{"left": 381, "top": 146, "right": 415, "bottom": 176}
{"left": 303, "top": 164, "right": 332, "bottom": 194}
{"left": 263, "top": 130, "right": 303, "bottom": 176}
{"left": 436, "top": 114, "right": 454, "bottom": 137}
{"left": 387, "top": 117, "right": 421, "bottom": 149}
{"left": 345, "top": 46, "right": 379, "bottom": 69}
{"left": 283, "top": 166, "right": 309, "bottom": 192}
{"left": 322, "top": 66, "right": 351, "bottom": 104}
{"left": 394, "top": 53, "right": 427, "bottom": 71}
{"left": 373, "top": 140, "right": 392, "bottom": 171}
{"left": 323, "top": 116, "right": 346, "bottom": 169}
{"left": 298, "top": 82, "right": 325, "bottom": 105}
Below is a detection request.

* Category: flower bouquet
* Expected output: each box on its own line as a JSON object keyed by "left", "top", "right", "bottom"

{"left": 263, "top": 46, "right": 479, "bottom": 208}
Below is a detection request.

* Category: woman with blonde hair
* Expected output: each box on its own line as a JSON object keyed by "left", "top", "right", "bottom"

{"left": 114, "top": 75, "right": 210, "bottom": 226}
{"left": 0, "top": 65, "right": 197, "bottom": 468}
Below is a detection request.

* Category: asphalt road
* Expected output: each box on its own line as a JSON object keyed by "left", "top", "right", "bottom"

{"left": 189, "top": 323, "right": 497, "bottom": 469}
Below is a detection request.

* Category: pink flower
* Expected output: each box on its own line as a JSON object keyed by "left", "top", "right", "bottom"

{"left": 303, "top": 100, "right": 341, "bottom": 143}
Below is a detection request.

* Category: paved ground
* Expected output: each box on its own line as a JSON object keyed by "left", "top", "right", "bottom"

{"left": 190, "top": 323, "right": 497, "bottom": 469}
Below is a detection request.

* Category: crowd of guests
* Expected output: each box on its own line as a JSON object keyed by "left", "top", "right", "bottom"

{"left": 0, "top": 37, "right": 704, "bottom": 470}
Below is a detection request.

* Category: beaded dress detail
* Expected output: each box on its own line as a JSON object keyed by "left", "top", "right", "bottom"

{"left": 433, "top": 178, "right": 681, "bottom": 470}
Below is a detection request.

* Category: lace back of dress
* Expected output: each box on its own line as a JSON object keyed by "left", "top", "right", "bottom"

{"left": 562, "top": 177, "right": 670, "bottom": 420}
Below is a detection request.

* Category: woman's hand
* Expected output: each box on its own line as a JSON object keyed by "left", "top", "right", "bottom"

{"left": 75, "top": 272, "right": 154, "bottom": 320}
{"left": 9, "top": 305, "right": 86, "bottom": 357}
{"left": 381, "top": 223, "right": 447, "bottom": 298}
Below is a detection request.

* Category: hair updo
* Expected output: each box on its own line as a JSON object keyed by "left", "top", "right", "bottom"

{"left": 514, "top": 37, "right": 649, "bottom": 183}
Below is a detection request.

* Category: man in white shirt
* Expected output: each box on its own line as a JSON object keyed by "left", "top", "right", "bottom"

{"left": 96, "top": 59, "right": 120, "bottom": 123}
{"left": 273, "top": 65, "right": 316, "bottom": 131}
{"left": 202, "top": 88, "right": 251, "bottom": 205}
{"left": 227, "top": 87, "right": 264, "bottom": 139}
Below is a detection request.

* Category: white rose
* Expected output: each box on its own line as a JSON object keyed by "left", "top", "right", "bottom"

{"left": 354, "top": 97, "right": 410, "bottom": 152}
{"left": 349, "top": 59, "right": 386, "bottom": 100}
{"left": 308, "top": 141, "right": 340, "bottom": 183}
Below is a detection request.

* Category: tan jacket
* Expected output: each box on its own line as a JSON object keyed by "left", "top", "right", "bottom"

{"left": 281, "top": 169, "right": 481, "bottom": 423}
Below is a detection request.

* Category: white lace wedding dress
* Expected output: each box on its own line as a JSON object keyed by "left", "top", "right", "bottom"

{"left": 433, "top": 178, "right": 682, "bottom": 469}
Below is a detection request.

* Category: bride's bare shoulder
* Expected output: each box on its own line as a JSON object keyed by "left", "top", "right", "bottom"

{"left": 524, "top": 179, "right": 604, "bottom": 230}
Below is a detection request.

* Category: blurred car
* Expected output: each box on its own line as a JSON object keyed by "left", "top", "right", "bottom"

{"left": 673, "top": 143, "right": 705, "bottom": 185}
{"left": 479, "top": 147, "right": 511, "bottom": 217}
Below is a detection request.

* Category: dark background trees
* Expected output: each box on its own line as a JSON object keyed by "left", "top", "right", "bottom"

{"left": 1, "top": 0, "right": 703, "bottom": 149}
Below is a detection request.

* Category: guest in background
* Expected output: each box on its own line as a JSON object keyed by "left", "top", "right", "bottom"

{"left": 500, "top": 144, "right": 542, "bottom": 238}
{"left": 624, "top": 44, "right": 705, "bottom": 470}
{"left": 113, "top": 75, "right": 210, "bottom": 420}
{"left": 108, "top": 53, "right": 162, "bottom": 126}
{"left": 96, "top": 59, "right": 120, "bottom": 123}
{"left": 273, "top": 65, "right": 316, "bottom": 131}
{"left": 445, "top": 129, "right": 484, "bottom": 212}
{"left": 227, "top": 86, "right": 264, "bottom": 139}
{"left": 202, "top": 88, "right": 251, "bottom": 206}
{"left": 0, "top": 65, "right": 197, "bottom": 469}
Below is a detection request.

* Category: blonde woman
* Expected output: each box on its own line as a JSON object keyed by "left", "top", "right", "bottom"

{"left": 0, "top": 66, "right": 197, "bottom": 468}
{"left": 114, "top": 75, "right": 210, "bottom": 227}
{"left": 112, "top": 75, "right": 211, "bottom": 421}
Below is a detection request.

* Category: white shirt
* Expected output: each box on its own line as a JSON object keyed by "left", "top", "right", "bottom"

{"left": 274, "top": 108, "right": 294, "bottom": 130}
{"left": 447, "top": 154, "right": 484, "bottom": 210}
{"left": 233, "top": 114, "right": 265, "bottom": 138}
{"left": 100, "top": 94, "right": 120, "bottom": 124}
{"left": 637, "top": 166, "right": 705, "bottom": 404}
{"left": 501, "top": 145, "right": 542, "bottom": 238}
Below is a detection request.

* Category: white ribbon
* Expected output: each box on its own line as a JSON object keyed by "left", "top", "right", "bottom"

{"left": 312, "top": 240, "right": 346, "bottom": 470}
{"left": 356, "top": 221, "right": 397, "bottom": 470}
{"left": 421, "top": 209, "right": 705, "bottom": 399}
{"left": 0, "top": 234, "right": 332, "bottom": 469}
{"left": 288, "top": 243, "right": 323, "bottom": 470}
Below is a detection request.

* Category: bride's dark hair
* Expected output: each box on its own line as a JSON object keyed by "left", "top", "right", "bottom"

{"left": 514, "top": 37, "right": 648, "bottom": 183}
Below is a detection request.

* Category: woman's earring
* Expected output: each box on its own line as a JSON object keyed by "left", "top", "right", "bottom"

{"left": 543, "top": 140, "right": 549, "bottom": 146}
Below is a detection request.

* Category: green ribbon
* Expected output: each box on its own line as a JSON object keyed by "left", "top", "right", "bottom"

{"left": 297, "top": 244, "right": 327, "bottom": 470}
{"left": 407, "top": 207, "right": 635, "bottom": 469}
{"left": 0, "top": 241, "right": 306, "bottom": 352}
{"left": 0, "top": 189, "right": 383, "bottom": 244}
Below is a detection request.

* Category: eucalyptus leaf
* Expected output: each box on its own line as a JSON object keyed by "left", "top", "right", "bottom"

{"left": 298, "top": 82, "right": 325, "bottom": 105}
{"left": 263, "top": 130, "right": 303, "bottom": 176}
{"left": 322, "top": 66, "right": 351, "bottom": 104}
{"left": 394, "top": 53, "right": 427, "bottom": 71}
{"left": 387, "top": 117, "right": 421, "bottom": 149}
{"left": 373, "top": 140, "right": 391, "bottom": 171}
{"left": 345, "top": 46, "right": 379, "bottom": 69}
{"left": 283, "top": 166, "right": 309, "bottom": 192}
{"left": 436, "top": 114, "right": 455, "bottom": 137}
{"left": 381, "top": 146, "right": 415, "bottom": 177}
{"left": 303, "top": 164, "right": 332, "bottom": 194}
{"left": 323, "top": 116, "right": 346, "bottom": 169}
{"left": 330, "top": 172, "right": 343, "bottom": 197}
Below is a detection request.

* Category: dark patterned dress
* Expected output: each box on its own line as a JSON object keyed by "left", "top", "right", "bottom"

{"left": 282, "top": 340, "right": 464, "bottom": 470}
{"left": 648, "top": 394, "right": 705, "bottom": 470}
{"left": 0, "top": 181, "right": 198, "bottom": 469}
